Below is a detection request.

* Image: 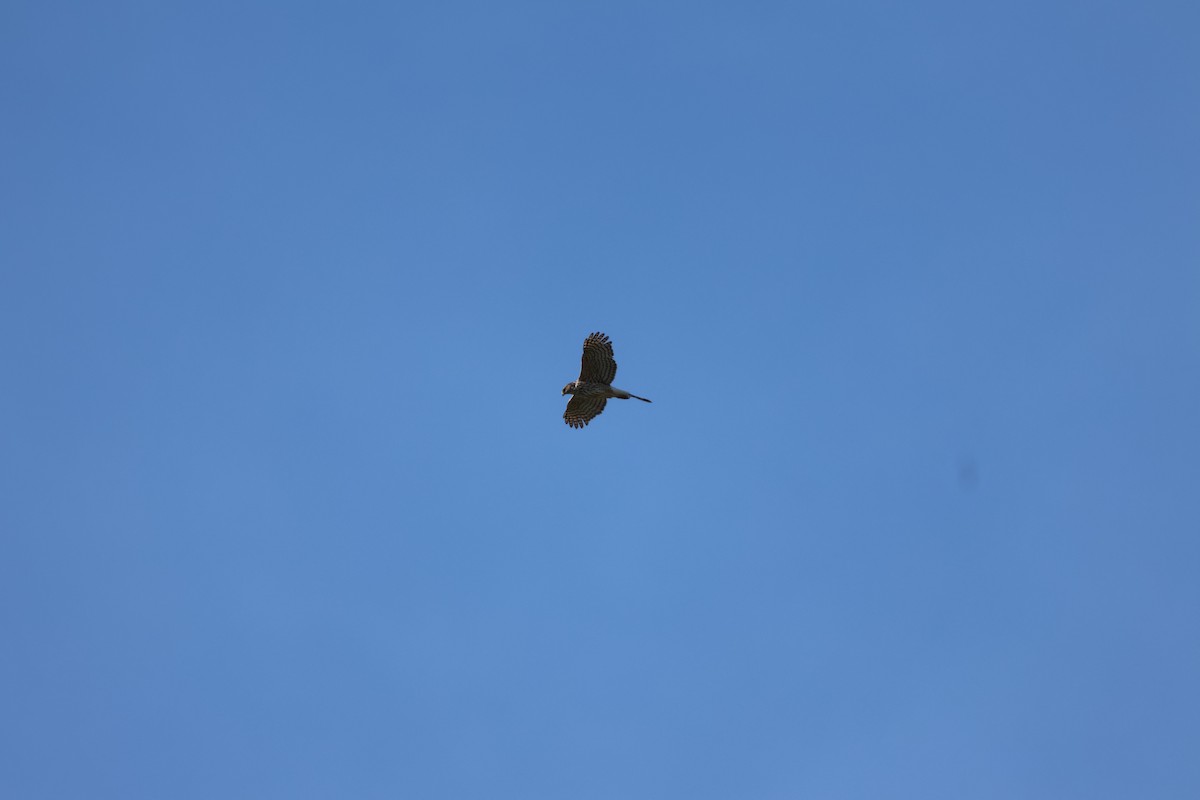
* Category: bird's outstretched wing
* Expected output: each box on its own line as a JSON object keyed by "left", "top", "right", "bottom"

{"left": 564, "top": 395, "right": 607, "bottom": 428}
{"left": 578, "top": 332, "right": 617, "bottom": 385}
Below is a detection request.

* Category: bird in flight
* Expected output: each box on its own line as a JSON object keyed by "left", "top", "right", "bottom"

{"left": 562, "top": 332, "right": 651, "bottom": 428}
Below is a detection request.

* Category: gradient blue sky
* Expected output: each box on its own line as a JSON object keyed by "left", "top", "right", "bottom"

{"left": 2, "top": 2, "right": 1198, "bottom": 798}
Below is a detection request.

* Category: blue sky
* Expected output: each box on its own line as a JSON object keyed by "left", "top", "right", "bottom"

{"left": 2, "top": 2, "right": 1198, "bottom": 797}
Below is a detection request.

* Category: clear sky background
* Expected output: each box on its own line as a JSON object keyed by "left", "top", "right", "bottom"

{"left": 2, "top": 2, "right": 1198, "bottom": 798}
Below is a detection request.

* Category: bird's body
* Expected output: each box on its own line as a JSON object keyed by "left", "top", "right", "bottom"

{"left": 562, "top": 380, "right": 647, "bottom": 401}
{"left": 561, "top": 332, "right": 651, "bottom": 428}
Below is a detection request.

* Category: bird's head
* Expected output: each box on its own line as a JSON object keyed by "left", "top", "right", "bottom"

{"left": 562, "top": 382, "right": 576, "bottom": 396}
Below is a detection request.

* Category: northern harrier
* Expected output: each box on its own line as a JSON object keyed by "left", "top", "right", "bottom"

{"left": 562, "top": 332, "right": 651, "bottom": 428}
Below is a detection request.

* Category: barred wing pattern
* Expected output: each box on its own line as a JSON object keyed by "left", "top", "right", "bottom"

{"left": 564, "top": 395, "right": 607, "bottom": 428}
{"left": 578, "top": 332, "right": 617, "bottom": 385}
